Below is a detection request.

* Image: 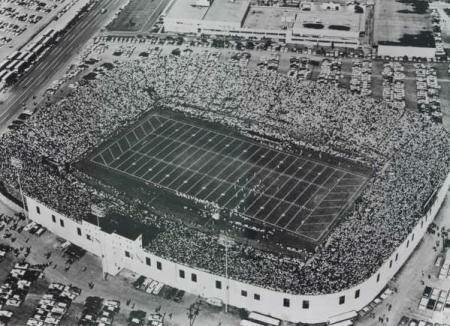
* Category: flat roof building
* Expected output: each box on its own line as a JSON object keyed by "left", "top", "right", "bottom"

{"left": 164, "top": 0, "right": 366, "bottom": 48}
{"left": 202, "top": 0, "right": 250, "bottom": 29}
{"left": 165, "top": 0, "right": 250, "bottom": 33}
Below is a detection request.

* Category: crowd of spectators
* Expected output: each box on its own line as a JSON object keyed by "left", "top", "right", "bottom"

{"left": 0, "top": 51, "right": 448, "bottom": 295}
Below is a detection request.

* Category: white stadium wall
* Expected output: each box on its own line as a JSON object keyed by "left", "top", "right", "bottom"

{"left": 26, "top": 200, "right": 103, "bottom": 258}
{"left": 25, "top": 172, "right": 450, "bottom": 324}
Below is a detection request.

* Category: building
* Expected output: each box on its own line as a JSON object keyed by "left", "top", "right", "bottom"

{"left": 163, "top": 0, "right": 366, "bottom": 48}
{"left": 22, "top": 173, "right": 450, "bottom": 324}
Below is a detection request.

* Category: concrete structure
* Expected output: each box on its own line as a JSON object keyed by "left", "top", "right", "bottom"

{"left": 164, "top": 0, "right": 366, "bottom": 48}
{"left": 23, "top": 173, "right": 450, "bottom": 324}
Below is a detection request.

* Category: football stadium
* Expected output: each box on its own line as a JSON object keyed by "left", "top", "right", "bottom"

{"left": 0, "top": 53, "right": 449, "bottom": 324}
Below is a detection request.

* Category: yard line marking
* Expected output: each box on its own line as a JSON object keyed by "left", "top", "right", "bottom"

{"left": 155, "top": 115, "right": 368, "bottom": 178}
{"left": 179, "top": 136, "right": 238, "bottom": 194}
{"left": 276, "top": 166, "right": 334, "bottom": 228}
{"left": 115, "top": 120, "right": 182, "bottom": 171}
{"left": 146, "top": 127, "right": 209, "bottom": 183}
{"left": 295, "top": 171, "right": 346, "bottom": 233}
{"left": 262, "top": 159, "right": 309, "bottom": 220}
{"left": 94, "top": 116, "right": 171, "bottom": 159}
{"left": 220, "top": 150, "right": 287, "bottom": 208}
{"left": 144, "top": 125, "right": 196, "bottom": 161}
{"left": 163, "top": 134, "right": 222, "bottom": 188}
{"left": 228, "top": 152, "right": 289, "bottom": 210}
{"left": 195, "top": 143, "right": 259, "bottom": 199}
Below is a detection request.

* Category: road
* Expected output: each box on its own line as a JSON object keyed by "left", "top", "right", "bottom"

{"left": 0, "top": 0, "right": 124, "bottom": 129}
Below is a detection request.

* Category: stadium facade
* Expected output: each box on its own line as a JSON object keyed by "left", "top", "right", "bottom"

{"left": 20, "top": 172, "right": 450, "bottom": 324}
{"left": 163, "top": 0, "right": 366, "bottom": 48}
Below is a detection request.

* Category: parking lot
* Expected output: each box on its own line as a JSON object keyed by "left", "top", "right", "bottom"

{"left": 0, "top": 0, "right": 74, "bottom": 62}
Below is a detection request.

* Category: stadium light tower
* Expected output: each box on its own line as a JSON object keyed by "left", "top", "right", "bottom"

{"left": 218, "top": 234, "right": 235, "bottom": 313}
{"left": 91, "top": 204, "right": 108, "bottom": 280}
{"left": 10, "top": 157, "right": 29, "bottom": 223}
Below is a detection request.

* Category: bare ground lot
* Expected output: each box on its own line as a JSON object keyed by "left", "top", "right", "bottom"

{"left": 106, "top": 0, "right": 166, "bottom": 32}
{"left": 374, "top": 0, "right": 433, "bottom": 45}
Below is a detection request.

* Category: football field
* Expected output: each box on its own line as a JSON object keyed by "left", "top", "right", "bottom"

{"left": 89, "top": 113, "right": 368, "bottom": 242}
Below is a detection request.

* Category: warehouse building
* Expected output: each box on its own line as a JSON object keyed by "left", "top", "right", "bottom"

{"left": 164, "top": 0, "right": 366, "bottom": 48}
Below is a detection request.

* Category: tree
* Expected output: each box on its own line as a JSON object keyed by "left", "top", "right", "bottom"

{"left": 171, "top": 48, "right": 181, "bottom": 56}
{"left": 354, "top": 5, "right": 364, "bottom": 13}
{"left": 187, "top": 299, "right": 201, "bottom": 326}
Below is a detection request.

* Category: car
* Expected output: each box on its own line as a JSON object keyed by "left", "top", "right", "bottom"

{"left": 27, "top": 319, "right": 43, "bottom": 326}
{"left": 59, "top": 241, "right": 71, "bottom": 250}
{"left": 11, "top": 120, "right": 24, "bottom": 125}
{"left": 99, "top": 316, "right": 112, "bottom": 325}
{"left": 17, "top": 113, "right": 31, "bottom": 121}
{"left": 44, "top": 316, "right": 59, "bottom": 324}
{"left": 35, "top": 227, "right": 46, "bottom": 237}
{"left": 23, "top": 222, "right": 36, "bottom": 232}
{"left": 5, "top": 298, "right": 21, "bottom": 307}
{"left": 14, "top": 262, "right": 29, "bottom": 270}
{"left": 0, "top": 310, "right": 12, "bottom": 318}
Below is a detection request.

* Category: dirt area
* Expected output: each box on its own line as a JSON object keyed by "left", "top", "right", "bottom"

{"left": 374, "top": 0, "right": 433, "bottom": 45}
{"left": 106, "top": 0, "right": 168, "bottom": 33}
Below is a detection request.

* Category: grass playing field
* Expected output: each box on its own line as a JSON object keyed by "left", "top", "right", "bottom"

{"left": 88, "top": 112, "right": 369, "bottom": 243}
{"left": 106, "top": 0, "right": 166, "bottom": 32}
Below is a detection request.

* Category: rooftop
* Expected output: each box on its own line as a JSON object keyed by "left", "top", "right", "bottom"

{"left": 294, "top": 4, "right": 364, "bottom": 29}
{"left": 203, "top": 0, "right": 250, "bottom": 25}
{"left": 244, "top": 6, "right": 296, "bottom": 30}
{"left": 165, "top": 0, "right": 209, "bottom": 21}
